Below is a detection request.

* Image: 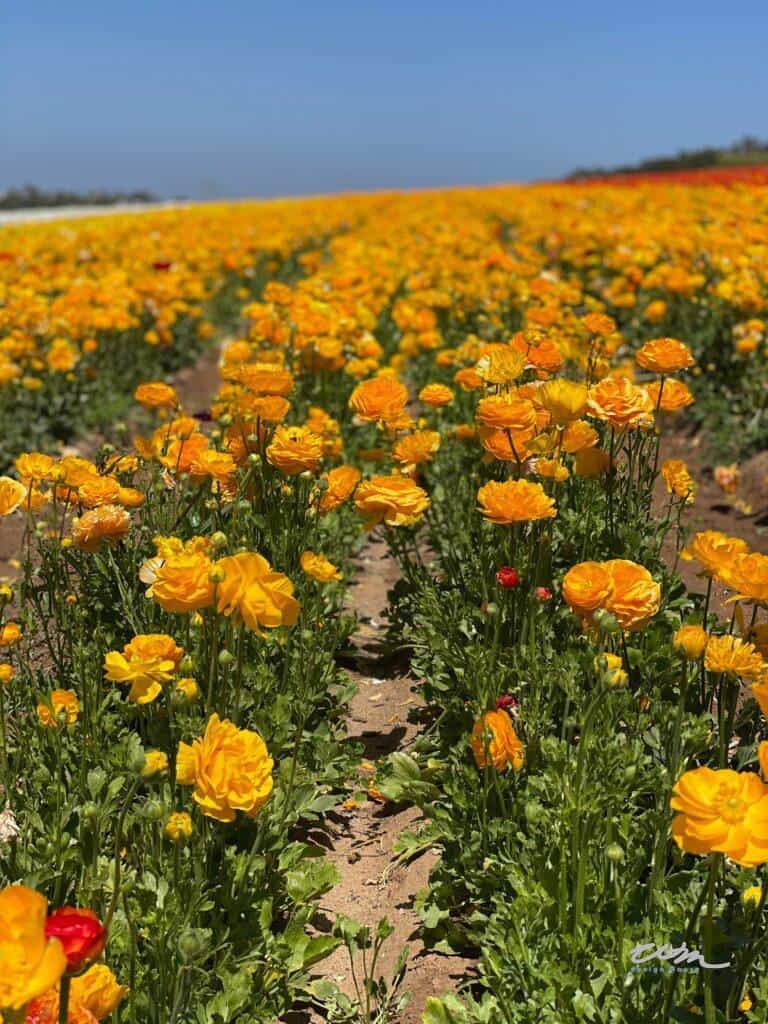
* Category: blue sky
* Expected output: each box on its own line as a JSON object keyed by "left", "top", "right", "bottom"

{"left": 3, "top": 1, "right": 767, "bottom": 198}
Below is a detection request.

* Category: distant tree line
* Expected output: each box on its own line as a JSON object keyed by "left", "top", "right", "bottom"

{"left": 0, "top": 185, "right": 157, "bottom": 210}
{"left": 568, "top": 136, "right": 768, "bottom": 180}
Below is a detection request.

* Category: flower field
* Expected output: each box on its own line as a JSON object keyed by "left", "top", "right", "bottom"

{"left": 0, "top": 180, "right": 767, "bottom": 1024}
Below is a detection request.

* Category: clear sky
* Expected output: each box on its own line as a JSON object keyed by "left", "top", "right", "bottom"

{"left": 3, "top": 1, "right": 767, "bottom": 198}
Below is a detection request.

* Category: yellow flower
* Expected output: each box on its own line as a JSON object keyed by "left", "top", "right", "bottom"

{"left": 476, "top": 479, "right": 556, "bottom": 525}
{"left": 266, "top": 425, "right": 323, "bottom": 476}
{"left": 0, "top": 884, "right": 66, "bottom": 1012}
{"left": 0, "top": 665, "right": 14, "bottom": 685}
{"left": 661, "top": 459, "right": 696, "bottom": 502}
{"left": 594, "top": 652, "right": 628, "bottom": 688}
{"left": 354, "top": 475, "right": 430, "bottom": 529}
{"left": 470, "top": 709, "right": 524, "bottom": 771}
{"left": 177, "top": 713, "right": 273, "bottom": 822}
{"left": 563, "top": 562, "right": 615, "bottom": 623}
{"left": 0, "top": 622, "right": 21, "bottom": 648}
{"left": 175, "top": 677, "right": 199, "bottom": 702}
{"left": 300, "top": 551, "right": 342, "bottom": 583}
{"left": 0, "top": 478, "right": 27, "bottom": 516}
{"left": 475, "top": 345, "right": 526, "bottom": 385}
{"left": 142, "top": 751, "right": 169, "bottom": 777}
{"left": 602, "top": 559, "right": 661, "bottom": 633}
{"left": 671, "top": 767, "right": 768, "bottom": 867}
{"left": 165, "top": 812, "right": 193, "bottom": 842}
{"left": 141, "top": 547, "right": 214, "bottom": 613}
{"left": 705, "top": 634, "right": 765, "bottom": 682}
{"left": 36, "top": 689, "right": 79, "bottom": 729}
{"left": 70, "top": 964, "right": 129, "bottom": 1019}
{"left": 673, "top": 624, "right": 709, "bottom": 660}
{"left": 647, "top": 378, "right": 695, "bottom": 412}
{"left": 538, "top": 379, "right": 588, "bottom": 425}
{"left": 104, "top": 634, "right": 183, "bottom": 705}
{"left": 215, "top": 552, "right": 300, "bottom": 634}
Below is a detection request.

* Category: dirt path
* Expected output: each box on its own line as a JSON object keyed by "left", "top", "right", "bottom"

{"left": 297, "top": 533, "right": 471, "bottom": 1022}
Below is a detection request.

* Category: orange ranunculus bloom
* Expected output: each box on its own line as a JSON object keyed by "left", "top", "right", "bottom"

{"left": 602, "top": 559, "right": 661, "bottom": 632}
{"left": 478, "top": 426, "right": 533, "bottom": 464}
{"left": 15, "top": 452, "right": 57, "bottom": 484}
{"left": 647, "top": 378, "right": 695, "bottom": 412}
{"left": 719, "top": 553, "right": 768, "bottom": 605}
{"left": 134, "top": 381, "right": 178, "bottom": 410}
{"left": 560, "top": 420, "right": 598, "bottom": 453}
{"left": 266, "top": 425, "right": 323, "bottom": 476}
{"left": 705, "top": 634, "right": 765, "bottom": 683}
{"left": 300, "top": 550, "right": 342, "bottom": 583}
{"left": 318, "top": 465, "right": 361, "bottom": 513}
{"left": 418, "top": 383, "right": 454, "bottom": 407}
{"left": 0, "top": 476, "right": 28, "bottom": 515}
{"left": 587, "top": 377, "right": 653, "bottom": 430}
{"left": 354, "top": 474, "right": 430, "bottom": 529}
{"left": 476, "top": 479, "right": 556, "bottom": 525}
{"left": 36, "top": 689, "right": 79, "bottom": 729}
{"left": 158, "top": 432, "right": 209, "bottom": 475}
{"left": 392, "top": 430, "right": 441, "bottom": 471}
{"left": 538, "top": 379, "right": 588, "bottom": 425}
{"left": 71, "top": 505, "right": 131, "bottom": 553}
{"left": 714, "top": 463, "right": 741, "bottom": 495}
{"left": 661, "top": 459, "right": 696, "bottom": 502}
{"left": 77, "top": 475, "right": 121, "bottom": 509}
{"left": 562, "top": 562, "right": 615, "bottom": 622}
{"left": 471, "top": 709, "right": 524, "bottom": 771}
{"left": 476, "top": 394, "right": 537, "bottom": 433}
{"left": 453, "top": 367, "right": 484, "bottom": 391}
{"left": 215, "top": 552, "right": 300, "bottom": 634}
{"left": 349, "top": 376, "right": 408, "bottom": 424}
{"left": 680, "top": 530, "right": 750, "bottom": 578}
{"left": 226, "top": 363, "right": 294, "bottom": 397}
{"left": 141, "top": 547, "right": 215, "bottom": 613}
{"left": 635, "top": 337, "right": 694, "bottom": 374}
{"left": 0, "top": 885, "right": 66, "bottom": 1012}
{"left": 671, "top": 767, "right": 768, "bottom": 867}
{"left": 177, "top": 713, "right": 273, "bottom": 822}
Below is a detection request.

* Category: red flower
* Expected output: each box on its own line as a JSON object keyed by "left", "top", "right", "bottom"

{"left": 496, "top": 567, "right": 520, "bottom": 589}
{"left": 535, "top": 586, "right": 552, "bottom": 601}
{"left": 152, "top": 260, "right": 172, "bottom": 271}
{"left": 496, "top": 693, "right": 519, "bottom": 712}
{"left": 45, "top": 906, "right": 106, "bottom": 972}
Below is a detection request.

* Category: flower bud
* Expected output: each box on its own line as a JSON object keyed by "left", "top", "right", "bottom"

{"left": 496, "top": 566, "right": 520, "bottom": 589}
{"left": 606, "top": 843, "right": 624, "bottom": 863}
{"left": 210, "top": 531, "right": 228, "bottom": 549}
{"left": 218, "top": 649, "right": 235, "bottom": 667}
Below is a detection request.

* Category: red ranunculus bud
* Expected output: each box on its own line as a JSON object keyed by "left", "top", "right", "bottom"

{"left": 496, "top": 693, "right": 519, "bottom": 712}
{"left": 45, "top": 906, "right": 106, "bottom": 972}
{"left": 496, "top": 567, "right": 520, "bottom": 589}
{"left": 152, "top": 260, "right": 172, "bottom": 271}
{"left": 535, "top": 586, "right": 552, "bottom": 601}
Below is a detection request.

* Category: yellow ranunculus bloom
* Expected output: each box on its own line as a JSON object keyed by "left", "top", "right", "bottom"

{"left": 0, "top": 884, "right": 67, "bottom": 1012}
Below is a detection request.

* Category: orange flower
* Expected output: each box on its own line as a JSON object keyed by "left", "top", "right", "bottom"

{"left": 349, "top": 376, "right": 408, "bottom": 424}
{"left": 573, "top": 447, "right": 610, "bottom": 478}
{"left": 354, "top": 474, "right": 430, "bottom": 529}
{"left": 603, "top": 559, "right": 661, "bottom": 632}
{"left": 661, "top": 459, "right": 696, "bottom": 502}
{"left": 720, "top": 553, "right": 768, "bottom": 605}
{"left": 587, "top": 377, "right": 653, "bottom": 430}
{"left": 647, "top": 378, "right": 695, "bottom": 412}
{"left": 134, "top": 381, "right": 178, "bottom": 410}
{"left": 300, "top": 551, "right": 342, "bottom": 583}
{"left": 671, "top": 767, "right": 768, "bottom": 867}
{"left": 561, "top": 420, "right": 598, "bottom": 453}
{"left": 673, "top": 624, "right": 709, "bottom": 660}
{"left": 714, "top": 463, "right": 741, "bottom": 495}
{"left": 680, "top": 530, "right": 749, "bottom": 577}
{"left": 562, "top": 562, "right": 614, "bottom": 622}
{"left": 141, "top": 546, "right": 214, "bottom": 613}
{"left": 392, "top": 430, "right": 441, "bottom": 471}
{"left": 476, "top": 479, "right": 556, "bottom": 525}
{"left": 476, "top": 394, "right": 537, "bottom": 433}
{"left": 266, "top": 426, "right": 323, "bottom": 476}
{"left": 636, "top": 337, "right": 694, "bottom": 374}
{"left": 71, "top": 505, "right": 131, "bottom": 553}
{"left": 419, "top": 383, "right": 454, "bottom": 407}
{"left": 36, "top": 689, "right": 79, "bottom": 728}
{"left": 215, "top": 552, "right": 300, "bottom": 634}
{"left": 0, "top": 477, "right": 27, "bottom": 515}
{"left": 318, "top": 465, "right": 361, "bottom": 513}
{"left": 471, "top": 709, "right": 524, "bottom": 771}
